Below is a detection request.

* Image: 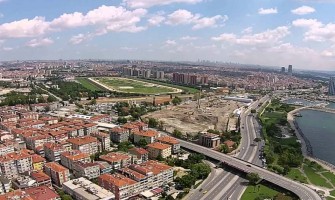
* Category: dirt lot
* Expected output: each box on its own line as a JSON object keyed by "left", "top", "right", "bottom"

{"left": 143, "top": 96, "right": 243, "bottom": 135}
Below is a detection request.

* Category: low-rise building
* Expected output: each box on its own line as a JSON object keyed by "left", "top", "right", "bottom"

{"left": 73, "top": 162, "right": 100, "bottom": 180}
{"left": 30, "top": 171, "right": 51, "bottom": 187}
{"left": 155, "top": 136, "right": 180, "bottom": 154}
{"left": 0, "top": 186, "right": 60, "bottom": 200}
{"left": 133, "top": 130, "right": 160, "bottom": 144}
{"left": 67, "top": 136, "right": 100, "bottom": 156}
{"left": 95, "top": 161, "right": 113, "bottom": 174}
{"left": 146, "top": 142, "right": 171, "bottom": 159}
{"left": 199, "top": 133, "right": 221, "bottom": 149}
{"left": 128, "top": 147, "right": 149, "bottom": 164}
{"left": 99, "top": 152, "right": 132, "bottom": 170}
{"left": 91, "top": 132, "right": 112, "bottom": 152}
{"left": 63, "top": 177, "right": 115, "bottom": 200}
{"left": 0, "top": 150, "right": 33, "bottom": 179}
{"left": 60, "top": 150, "right": 91, "bottom": 170}
{"left": 44, "top": 162, "right": 70, "bottom": 187}
{"left": 110, "top": 127, "right": 129, "bottom": 143}
{"left": 98, "top": 173, "right": 139, "bottom": 200}
{"left": 31, "top": 154, "right": 46, "bottom": 171}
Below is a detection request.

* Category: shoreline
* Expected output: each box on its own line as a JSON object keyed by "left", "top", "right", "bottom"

{"left": 288, "top": 108, "right": 335, "bottom": 172}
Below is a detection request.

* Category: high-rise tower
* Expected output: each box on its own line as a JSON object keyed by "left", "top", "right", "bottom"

{"left": 329, "top": 76, "right": 335, "bottom": 96}
{"left": 288, "top": 65, "right": 293, "bottom": 75}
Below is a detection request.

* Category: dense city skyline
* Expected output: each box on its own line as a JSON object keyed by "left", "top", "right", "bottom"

{"left": 0, "top": 0, "right": 335, "bottom": 70}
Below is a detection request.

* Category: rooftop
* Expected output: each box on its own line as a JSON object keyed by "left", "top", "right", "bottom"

{"left": 146, "top": 142, "right": 171, "bottom": 150}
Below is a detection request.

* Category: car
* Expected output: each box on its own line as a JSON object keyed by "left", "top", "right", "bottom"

{"left": 199, "top": 188, "right": 203, "bottom": 192}
{"left": 203, "top": 190, "right": 208, "bottom": 194}
{"left": 246, "top": 164, "right": 252, "bottom": 167}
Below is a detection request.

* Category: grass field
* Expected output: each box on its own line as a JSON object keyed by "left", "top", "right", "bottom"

{"left": 303, "top": 164, "right": 332, "bottom": 188}
{"left": 241, "top": 184, "right": 282, "bottom": 200}
{"left": 76, "top": 77, "right": 107, "bottom": 91}
{"left": 322, "top": 172, "right": 335, "bottom": 186}
{"left": 285, "top": 168, "right": 308, "bottom": 183}
{"left": 138, "top": 78, "right": 200, "bottom": 94}
{"left": 92, "top": 77, "right": 180, "bottom": 95}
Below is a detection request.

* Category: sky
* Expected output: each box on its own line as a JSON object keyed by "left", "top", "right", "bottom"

{"left": 0, "top": 0, "right": 335, "bottom": 70}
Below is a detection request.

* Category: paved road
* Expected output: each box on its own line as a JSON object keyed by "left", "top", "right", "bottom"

{"left": 187, "top": 98, "right": 266, "bottom": 200}
{"left": 200, "top": 99, "right": 265, "bottom": 200}
{"left": 179, "top": 97, "right": 321, "bottom": 200}
{"left": 177, "top": 134, "right": 321, "bottom": 200}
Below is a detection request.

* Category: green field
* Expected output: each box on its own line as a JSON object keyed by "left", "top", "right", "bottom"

{"left": 303, "top": 164, "right": 332, "bottom": 188}
{"left": 241, "top": 184, "right": 285, "bottom": 200}
{"left": 285, "top": 168, "right": 308, "bottom": 183}
{"left": 93, "top": 77, "right": 180, "bottom": 95}
{"left": 76, "top": 77, "right": 107, "bottom": 91}
{"left": 138, "top": 78, "right": 200, "bottom": 94}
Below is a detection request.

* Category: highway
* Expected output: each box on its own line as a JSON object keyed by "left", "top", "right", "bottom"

{"left": 182, "top": 97, "right": 321, "bottom": 200}
{"left": 188, "top": 98, "right": 265, "bottom": 200}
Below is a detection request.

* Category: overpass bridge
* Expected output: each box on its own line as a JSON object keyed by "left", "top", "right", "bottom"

{"left": 177, "top": 139, "right": 321, "bottom": 200}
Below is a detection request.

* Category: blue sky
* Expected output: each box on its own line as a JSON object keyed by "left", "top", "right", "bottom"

{"left": 0, "top": 0, "right": 335, "bottom": 70}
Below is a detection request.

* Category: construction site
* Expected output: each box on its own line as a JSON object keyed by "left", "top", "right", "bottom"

{"left": 143, "top": 95, "right": 244, "bottom": 135}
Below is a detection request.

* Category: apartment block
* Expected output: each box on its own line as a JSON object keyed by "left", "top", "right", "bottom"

{"left": 63, "top": 178, "right": 115, "bottom": 200}
{"left": 91, "top": 132, "right": 112, "bottom": 151}
{"left": 99, "top": 152, "right": 132, "bottom": 170}
{"left": 44, "top": 142, "right": 72, "bottom": 162}
{"left": 133, "top": 130, "right": 160, "bottom": 144}
{"left": 146, "top": 142, "right": 172, "bottom": 159}
{"left": 110, "top": 127, "right": 129, "bottom": 143}
{"left": 98, "top": 173, "right": 139, "bottom": 200}
{"left": 60, "top": 150, "right": 91, "bottom": 170}
{"left": 44, "top": 162, "right": 70, "bottom": 187}
{"left": 155, "top": 136, "right": 180, "bottom": 154}
{"left": 199, "top": 133, "right": 221, "bottom": 149}
{"left": 128, "top": 147, "right": 149, "bottom": 164}
{"left": 67, "top": 136, "right": 100, "bottom": 155}
{"left": 0, "top": 151, "right": 33, "bottom": 179}
{"left": 73, "top": 162, "right": 101, "bottom": 180}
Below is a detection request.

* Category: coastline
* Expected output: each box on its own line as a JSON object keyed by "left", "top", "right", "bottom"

{"left": 287, "top": 108, "right": 335, "bottom": 173}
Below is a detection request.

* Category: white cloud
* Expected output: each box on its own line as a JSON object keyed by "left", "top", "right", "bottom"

{"left": 0, "top": 13, "right": 4, "bottom": 18}
{"left": 291, "top": 6, "right": 316, "bottom": 15}
{"left": 242, "top": 27, "right": 253, "bottom": 34}
{"left": 148, "top": 15, "right": 165, "bottom": 26}
{"left": 212, "top": 26, "right": 290, "bottom": 46}
{"left": 292, "top": 18, "right": 335, "bottom": 42}
{"left": 69, "top": 34, "right": 93, "bottom": 45}
{"left": 0, "top": 17, "right": 50, "bottom": 38}
{"left": 165, "top": 40, "right": 177, "bottom": 46}
{"left": 120, "top": 46, "right": 138, "bottom": 51}
{"left": 123, "top": 0, "right": 202, "bottom": 8}
{"left": 192, "top": 15, "right": 228, "bottom": 30}
{"left": 258, "top": 8, "right": 278, "bottom": 15}
{"left": 2, "top": 47, "right": 13, "bottom": 51}
{"left": 26, "top": 38, "right": 54, "bottom": 47}
{"left": 180, "top": 36, "right": 198, "bottom": 40}
{"left": 51, "top": 6, "right": 147, "bottom": 33}
{"left": 0, "top": 5, "right": 147, "bottom": 39}
{"left": 166, "top": 9, "right": 227, "bottom": 29}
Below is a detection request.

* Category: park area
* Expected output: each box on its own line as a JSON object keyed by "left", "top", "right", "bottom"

{"left": 90, "top": 77, "right": 182, "bottom": 95}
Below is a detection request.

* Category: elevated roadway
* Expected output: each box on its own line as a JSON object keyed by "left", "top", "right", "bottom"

{"left": 177, "top": 138, "right": 321, "bottom": 200}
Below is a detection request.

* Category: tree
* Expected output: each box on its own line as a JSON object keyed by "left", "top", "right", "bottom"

{"left": 219, "top": 144, "right": 229, "bottom": 154}
{"left": 254, "top": 138, "right": 261, "bottom": 142}
{"left": 246, "top": 172, "right": 260, "bottom": 185}
{"left": 190, "top": 163, "right": 211, "bottom": 179}
{"left": 148, "top": 118, "right": 158, "bottom": 128}
{"left": 172, "top": 129, "right": 183, "bottom": 138}
{"left": 174, "top": 174, "right": 196, "bottom": 189}
{"left": 61, "top": 195, "right": 73, "bottom": 200}
{"left": 118, "top": 141, "right": 132, "bottom": 152}
{"left": 172, "top": 96, "right": 182, "bottom": 106}
{"left": 117, "top": 117, "right": 127, "bottom": 124}
{"left": 156, "top": 154, "right": 164, "bottom": 161}
{"left": 138, "top": 138, "right": 148, "bottom": 148}
{"left": 47, "top": 95, "right": 57, "bottom": 102}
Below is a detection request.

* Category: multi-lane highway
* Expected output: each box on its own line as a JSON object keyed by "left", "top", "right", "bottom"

{"left": 188, "top": 98, "right": 265, "bottom": 200}
{"left": 180, "top": 96, "right": 321, "bottom": 200}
